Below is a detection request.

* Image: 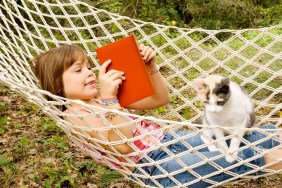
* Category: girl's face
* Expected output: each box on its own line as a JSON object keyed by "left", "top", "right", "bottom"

{"left": 62, "top": 57, "right": 97, "bottom": 101}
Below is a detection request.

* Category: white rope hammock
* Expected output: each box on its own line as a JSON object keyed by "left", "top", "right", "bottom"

{"left": 0, "top": 0, "right": 282, "bottom": 187}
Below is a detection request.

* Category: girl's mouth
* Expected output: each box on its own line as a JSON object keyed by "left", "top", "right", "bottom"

{"left": 85, "top": 81, "right": 95, "bottom": 86}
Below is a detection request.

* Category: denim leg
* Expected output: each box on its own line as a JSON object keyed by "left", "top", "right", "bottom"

{"left": 172, "top": 124, "right": 279, "bottom": 153}
{"left": 149, "top": 149, "right": 264, "bottom": 188}
{"left": 133, "top": 125, "right": 280, "bottom": 188}
{"left": 163, "top": 129, "right": 209, "bottom": 153}
{"left": 242, "top": 124, "right": 280, "bottom": 149}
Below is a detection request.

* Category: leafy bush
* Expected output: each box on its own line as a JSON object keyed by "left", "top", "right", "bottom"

{"left": 89, "top": 0, "right": 282, "bottom": 29}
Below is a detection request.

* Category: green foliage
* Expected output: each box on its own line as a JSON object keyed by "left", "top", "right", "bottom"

{"left": 38, "top": 117, "right": 60, "bottom": 134}
{"left": 38, "top": 167, "right": 76, "bottom": 188}
{"left": 19, "top": 135, "right": 30, "bottom": 146}
{"left": 90, "top": 0, "right": 282, "bottom": 29}
{"left": 0, "top": 155, "right": 17, "bottom": 179}
{"left": 0, "top": 117, "right": 8, "bottom": 131}
{"left": 0, "top": 102, "right": 8, "bottom": 134}
{"left": 0, "top": 155, "right": 11, "bottom": 168}
{"left": 153, "top": 106, "right": 168, "bottom": 115}
{"left": 24, "top": 104, "right": 38, "bottom": 111}
{"left": 99, "top": 171, "right": 122, "bottom": 185}
{"left": 0, "top": 102, "right": 5, "bottom": 113}
{"left": 0, "top": 124, "right": 6, "bottom": 134}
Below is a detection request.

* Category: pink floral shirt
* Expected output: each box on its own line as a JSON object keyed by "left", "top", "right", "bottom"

{"left": 82, "top": 116, "right": 164, "bottom": 169}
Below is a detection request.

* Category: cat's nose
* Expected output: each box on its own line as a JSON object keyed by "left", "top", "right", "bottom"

{"left": 210, "top": 109, "right": 216, "bottom": 113}
{"left": 208, "top": 105, "right": 217, "bottom": 113}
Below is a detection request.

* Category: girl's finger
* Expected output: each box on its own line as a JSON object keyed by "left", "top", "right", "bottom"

{"left": 109, "top": 72, "right": 125, "bottom": 81}
{"left": 146, "top": 51, "right": 156, "bottom": 62}
{"left": 106, "top": 70, "right": 124, "bottom": 77}
{"left": 113, "top": 78, "right": 123, "bottom": 86}
{"left": 143, "top": 48, "right": 153, "bottom": 61}
{"left": 140, "top": 46, "right": 149, "bottom": 55}
{"left": 99, "top": 59, "right": 111, "bottom": 74}
{"left": 139, "top": 43, "right": 144, "bottom": 51}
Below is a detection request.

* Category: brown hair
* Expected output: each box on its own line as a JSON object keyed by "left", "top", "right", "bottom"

{"left": 32, "top": 45, "right": 89, "bottom": 100}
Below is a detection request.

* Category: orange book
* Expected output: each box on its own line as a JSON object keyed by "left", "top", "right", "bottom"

{"left": 96, "top": 34, "right": 154, "bottom": 107}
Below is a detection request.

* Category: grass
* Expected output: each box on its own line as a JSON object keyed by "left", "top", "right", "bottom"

{"left": 0, "top": 85, "right": 140, "bottom": 188}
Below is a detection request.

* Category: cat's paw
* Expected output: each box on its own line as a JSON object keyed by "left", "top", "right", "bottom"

{"left": 208, "top": 145, "right": 219, "bottom": 151}
{"left": 225, "top": 151, "right": 238, "bottom": 163}
{"left": 225, "top": 155, "right": 236, "bottom": 163}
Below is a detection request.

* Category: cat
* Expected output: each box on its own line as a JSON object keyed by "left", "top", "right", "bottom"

{"left": 193, "top": 74, "right": 255, "bottom": 163}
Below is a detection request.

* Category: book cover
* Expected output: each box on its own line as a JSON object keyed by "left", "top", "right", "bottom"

{"left": 96, "top": 34, "right": 154, "bottom": 107}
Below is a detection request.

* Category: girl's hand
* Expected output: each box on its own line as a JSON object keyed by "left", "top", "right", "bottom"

{"left": 98, "top": 60, "right": 125, "bottom": 98}
{"left": 139, "top": 44, "right": 156, "bottom": 69}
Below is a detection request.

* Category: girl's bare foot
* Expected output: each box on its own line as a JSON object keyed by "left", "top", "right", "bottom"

{"left": 265, "top": 148, "right": 282, "bottom": 170}
{"left": 264, "top": 131, "right": 282, "bottom": 170}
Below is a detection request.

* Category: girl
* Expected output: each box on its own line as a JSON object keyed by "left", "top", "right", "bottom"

{"left": 33, "top": 44, "right": 282, "bottom": 187}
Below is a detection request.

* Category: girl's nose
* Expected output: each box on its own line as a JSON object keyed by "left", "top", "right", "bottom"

{"left": 87, "top": 69, "right": 95, "bottom": 77}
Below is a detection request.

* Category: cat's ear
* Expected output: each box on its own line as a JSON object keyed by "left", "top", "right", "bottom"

{"left": 221, "top": 77, "right": 230, "bottom": 86}
{"left": 193, "top": 79, "right": 207, "bottom": 91}
{"left": 219, "top": 77, "right": 230, "bottom": 94}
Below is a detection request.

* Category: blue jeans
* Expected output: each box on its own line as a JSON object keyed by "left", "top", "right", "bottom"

{"left": 132, "top": 125, "right": 279, "bottom": 188}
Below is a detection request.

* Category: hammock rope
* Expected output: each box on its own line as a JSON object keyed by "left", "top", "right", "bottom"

{"left": 0, "top": 0, "right": 282, "bottom": 187}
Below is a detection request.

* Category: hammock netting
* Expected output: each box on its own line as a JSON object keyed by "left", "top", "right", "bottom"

{"left": 0, "top": 0, "right": 281, "bottom": 187}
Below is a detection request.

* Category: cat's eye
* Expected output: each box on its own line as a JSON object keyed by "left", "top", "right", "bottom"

{"left": 217, "top": 101, "right": 224, "bottom": 106}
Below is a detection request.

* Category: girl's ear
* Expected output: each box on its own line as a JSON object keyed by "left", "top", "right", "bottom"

{"left": 193, "top": 79, "right": 206, "bottom": 91}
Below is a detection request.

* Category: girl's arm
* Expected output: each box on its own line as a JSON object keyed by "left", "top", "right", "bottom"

{"left": 77, "top": 47, "right": 167, "bottom": 154}
{"left": 126, "top": 44, "right": 169, "bottom": 110}
{"left": 64, "top": 61, "right": 135, "bottom": 155}
{"left": 65, "top": 108, "right": 135, "bottom": 155}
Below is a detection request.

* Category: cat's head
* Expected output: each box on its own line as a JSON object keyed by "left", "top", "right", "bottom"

{"left": 193, "top": 74, "right": 231, "bottom": 113}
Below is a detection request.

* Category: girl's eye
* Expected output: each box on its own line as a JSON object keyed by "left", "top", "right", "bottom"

{"left": 75, "top": 69, "right": 81, "bottom": 72}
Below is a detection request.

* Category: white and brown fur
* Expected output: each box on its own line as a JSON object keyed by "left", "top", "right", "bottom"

{"left": 193, "top": 74, "right": 255, "bottom": 162}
